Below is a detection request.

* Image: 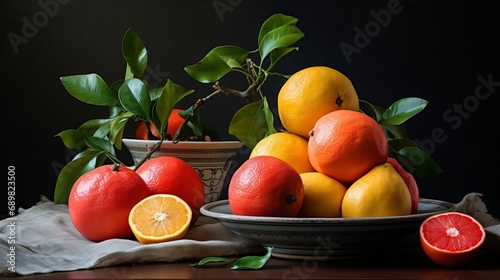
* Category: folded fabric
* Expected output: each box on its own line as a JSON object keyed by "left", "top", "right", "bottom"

{"left": 1, "top": 193, "right": 498, "bottom": 276}
{"left": 0, "top": 196, "right": 263, "bottom": 276}
{"left": 454, "top": 192, "right": 500, "bottom": 253}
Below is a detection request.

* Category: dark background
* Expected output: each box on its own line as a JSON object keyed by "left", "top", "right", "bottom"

{"left": 2, "top": 0, "right": 499, "bottom": 218}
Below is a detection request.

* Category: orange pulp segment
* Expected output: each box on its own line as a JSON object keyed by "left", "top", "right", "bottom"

{"left": 129, "top": 194, "right": 192, "bottom": 244}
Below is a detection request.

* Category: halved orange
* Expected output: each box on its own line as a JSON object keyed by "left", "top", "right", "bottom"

{"left": 419, "top": 212, "right": 486, "bottom": 267}
{"left": 129, "top": 194, "right": 192, "bottom": 244}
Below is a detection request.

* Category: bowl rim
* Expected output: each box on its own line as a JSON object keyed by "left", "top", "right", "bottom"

{"left": 122, "top": 138, "right": 244, "bottom": 149}
{"left": 200, "top": 198, "right": 456, "bottom": 225}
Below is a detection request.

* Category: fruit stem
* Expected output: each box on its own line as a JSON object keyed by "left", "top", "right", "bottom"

{"left": 172, "top": 80, "right": 261, "bottom": 143}
{"left": 131, "top": 140, "right": 163, "bottom": 171}
{"left": 111, "top": 163, "right": 121, "bottom": 171}
{"left": 286, "top": 195, "right": 298, "bottom": 204}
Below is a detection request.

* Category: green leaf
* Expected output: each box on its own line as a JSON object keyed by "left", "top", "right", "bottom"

{"left": 109, "top": 112, "right": 133, "bottom": 149}
{"left": 226, "top": 59, "right": 242, "bottom": 69}
{"left": 78, "top": 118, "right": 113, "bottom": 137}
{"left": 380, "top": 124, "right": 408, "bottom": 140}
{"left": 379, "top": 97, "right": 428, "bottom": 125}
{"left": 206, "top": 45, "right": 250, "bottom": 66}
{"left": 258, "top": 13, "right": 299, "bottom": 46}
{"left": 268, "top": 46, "right": 298, "bottom": 70}
{"left": 85, "top": 136, "right": 116, "bottom": 157}
{"left": 184, "top": 54, "right": 233, "bottom": 83}
{"left": 394, "top": 147, "right": 443, "bottom": 177}
{"left": 92, "top": 120, "right": 113, "bottom": 139}
{"left": 191, "top": 257, "right": 237, "bottom": 268}
{"left": 53, "top": 154, "right": 98, "bottom": 204}
{"left": 388, "top": 138, "right": 419, "bottom": 152}
{"left": 259, "top": 24, "right": 304, "bottom": 61}
{"left": 230, "top": 247, "right": 273, "bottom": 270}
{"left": 55, "top": 129, "right": 86, "bottom": 150}
{"left": 360, "top": 100, "right": 386, "bottom": 121}
{"left": 148, "top": 86, "right": 164, "bottom": 101}
{"left": 118, "top": 78, "right": 151, "bottom": 118}
{"left": 110, "top": 80, "right": 124, "bottom": 95}
{"left": 263, "top": 97, "right": 277, "bottom": 134}
{"left": 122, "top": 28, "right": 148, "bottom": 78}
{"left": 228, "top": 100, "right": 270, "bottom": 149}
{"left": 60, "top": 74, "right": 118, "bottom": 106}
{"left": 156, "top": 79, "right": 194, "bottom": 136}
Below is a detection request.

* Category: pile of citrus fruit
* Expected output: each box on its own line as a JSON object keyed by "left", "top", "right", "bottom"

{"left": 228, "top": 65, "right": 488, "bottom": 267}
{"left": 229, "top": 65, "right": 418, "bottom": 219}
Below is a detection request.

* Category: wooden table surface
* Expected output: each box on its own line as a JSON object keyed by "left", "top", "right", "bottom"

{"left": 10, "top": 249, "right": 500, "bottom": 279}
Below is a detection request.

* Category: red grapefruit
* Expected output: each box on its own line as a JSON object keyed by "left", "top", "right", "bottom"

{"left": 68, "top": 164, "right": 151, "bottom": 242}
{"left": 135, "top": 156, "right": 205, "bottom": 225}
{"left": 420, "top": 212, "right": 486, "bottom": 267}
{"left": 228, "top": 155, "right": 304, "bottom": 217}
{"left": 386, "top": 157, "right": 420, "bottom": 214}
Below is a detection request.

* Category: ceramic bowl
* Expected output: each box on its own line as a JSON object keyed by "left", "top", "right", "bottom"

{"left": 122, "top": 139, "right": 244, "bottom": 203}
{"left": 200, "top": 198, "right": 455, "bottom": 258}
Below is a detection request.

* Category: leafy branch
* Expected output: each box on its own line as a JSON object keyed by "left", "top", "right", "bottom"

{"left": 182, "top": 13, "right": 305, "bottom": 149}
{"left": 54, "top": 28, "right": 196, "bottom": 204}
{"left": 53, "top": 14, "right": 306, "bottom": 204}
{"left": 361, "top": 98, "right": 443, "bottom": 177}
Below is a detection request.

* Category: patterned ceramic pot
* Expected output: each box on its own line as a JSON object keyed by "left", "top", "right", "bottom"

{"left": 122, "top": 139, "right": 244, "bottom": 203}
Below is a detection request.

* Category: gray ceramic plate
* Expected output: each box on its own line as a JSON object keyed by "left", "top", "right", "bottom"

{"left": 200, "top": 198, "right": 455, "bottom": 258}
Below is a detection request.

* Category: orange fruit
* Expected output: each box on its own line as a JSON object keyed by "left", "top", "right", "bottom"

{"left": 163, "top": 108, "right": 185, "bottom": 139}
{"left": 129, "top": 194, "right": 192, "bottom": 244}
{"left": 277, "top": 66, "right": 359, "bottom": 139}
{"left": 386, "top": 157, "right": 420, "bottom": 214}
{"left": 308, "top": 110, "right": 388, "bottom": 183}
{"left": 134, "top": 121, "right": 149, "bottom": 140}
{"left": 228, "top": 155, "right": 304, "bottom": 217}
{"left": 134, "top": 108, "right": 185, "bottom": 140}
{"left": 249, "top": 131, "right": 315, "bottom": 174}
{"left": 135, "top": 156, "right": 205, "bottom": 225}
{"left": 341, "top": 163, "right": 412, "bottom": 218}
{"left": 420, "top": 212, "right": 486, "bottom": 267}
{"left": 68, "top": 164, "right": 151, "bottom": 242}
{"left": 297, "top": 172, "right": 347, "bottom": 218}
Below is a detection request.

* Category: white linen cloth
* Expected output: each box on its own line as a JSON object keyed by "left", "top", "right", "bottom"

{"left": 454, "top": 193, "right": 500, "bottom": 254}
{"left": 1, "top": 193, "right": 498, "bottom": 276}
{"left": 0, "top": 196, "right": 263, "bottom": 276}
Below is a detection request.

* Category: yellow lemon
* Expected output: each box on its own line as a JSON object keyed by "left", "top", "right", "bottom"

{"left": 298, "top": 172, "right": 347, "bottom": 218}
{"left": 277, "top": 66, "right": 360, "bottom": 139}
{"left": 249, "top": 131, "right": 315, "bottom": 174}
{"left": 341, "top": 163, "right": 411, "bottom": 218}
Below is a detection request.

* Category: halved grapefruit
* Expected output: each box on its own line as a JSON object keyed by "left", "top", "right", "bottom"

{"left": 419, "top": 212, "right": 486, "bottom": 266}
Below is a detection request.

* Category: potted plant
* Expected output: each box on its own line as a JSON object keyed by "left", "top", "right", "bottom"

{"left": 54, "top": 13, "right": 442, "bottom": 206}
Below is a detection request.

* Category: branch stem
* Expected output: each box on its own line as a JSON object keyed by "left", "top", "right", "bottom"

{"left": 131, "top": 139, "right": 163, "bottom": 171}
